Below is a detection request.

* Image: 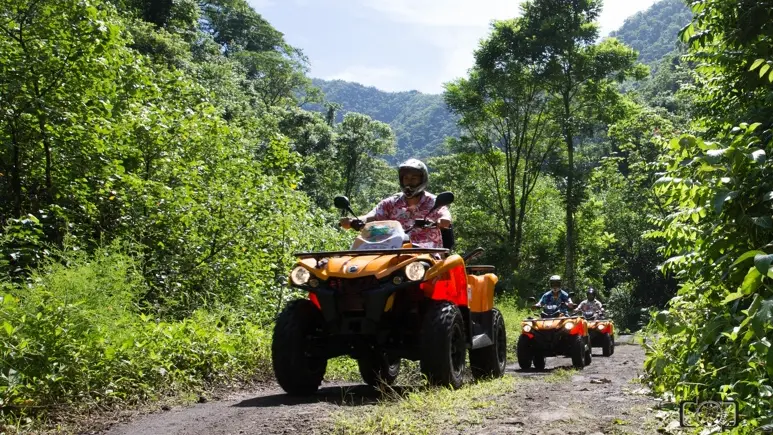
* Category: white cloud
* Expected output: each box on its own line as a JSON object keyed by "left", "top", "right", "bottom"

{"left": 360, "top": 0, "right": 520, "bottom": 28}
{"left": 325, "top": 66, "right": 409, "bottom": 92}
{"left": 354, "top": 0, "right": 667, "bottom": 93}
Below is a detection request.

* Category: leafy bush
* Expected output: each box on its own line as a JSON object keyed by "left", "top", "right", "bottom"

{"left": 0, "top": 246, "right": 275, "bottom": 423}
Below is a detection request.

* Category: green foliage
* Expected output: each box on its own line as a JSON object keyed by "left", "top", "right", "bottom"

{"left": 0, "top": 246, "right": 273, "bottom": 419}
{"left": 610, "top": 0, "right": 692, "bottom": 67}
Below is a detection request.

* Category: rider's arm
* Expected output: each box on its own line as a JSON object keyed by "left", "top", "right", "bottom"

{"left": 436, "top": 205, "right": 452, "bottom": 229}
{"left": 340, "top": 199, "right": 389, "bottom": 228}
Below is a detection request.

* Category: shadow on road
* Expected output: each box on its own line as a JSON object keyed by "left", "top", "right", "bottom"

{"left": 233, "top": 384, "right": 412, "bottom": 408}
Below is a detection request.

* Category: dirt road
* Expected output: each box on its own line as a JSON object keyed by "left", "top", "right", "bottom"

{"left": 97, "top": 337, "right": 662, "bottom": 435}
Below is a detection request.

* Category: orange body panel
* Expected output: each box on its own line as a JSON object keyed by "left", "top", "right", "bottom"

{"left": 298, "top": 254, "right": 432, "bottom": 280}
{"left": 587, "top": 320, "right": 615, "bottom": 335}
{"left": 467, "top": 274, "right": 497, "bottom": 313}
{"left": 521, "top": 316, "right": 589, "bottom": 336}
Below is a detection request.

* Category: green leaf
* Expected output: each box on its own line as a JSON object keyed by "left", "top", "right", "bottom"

{"left": 732, "top": 250, "right": 765, "bottom": 268}
{"left": 3, "top": 322, "right": 12, "bottom": 336}
{"left": 760, "top": 64, "right": 771, "bottom": 78}
{"left": 768, "top": 346, "right": 773, "bottom": 377}
{"left": 763, "top": 191, "right": 773, "bottom": 202}
{"left": 752, "top": 216, "right": 773, "bottom": 230}
{"left": 755, "top": 254, "right": 773, "bottom": 277}
{"left": 749, "top": 149, "right": 766, "bottom": 164}
{"left": 750, "top": 59, "right": 766, "bottom": 71}
{"left": 713, "top": 190, "right": 738, "bottom": 214}
{"left": 723, "top": 291, "right": 744, "bottom": 304}
{"left": 740, "top": 267, "right": 763, "bottom": 295}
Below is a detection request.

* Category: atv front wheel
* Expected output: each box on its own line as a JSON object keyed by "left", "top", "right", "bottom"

{"left": 358, "top": 353, "right": 401, "bottom": 387}
{"left": 516, "top": 334, "right": 533, "bottom": 370}
{"left": 584, "top": 338, "right": 592, "bottom": 366}
{"left": 601, "top": 334, "right": 613, "bottom": 357}
{"left": 532, "top": 351, "right": 546, "bottom": 371}
{"left": 420, "top": 301, "right": 466, "bottom": 388}
{"left": 571, "top": 335, "right": 586, "bottom": 369}
{"left": 272, "top": 299, "right": 328, "bottom": 395}
{"left": 469, "top": 308, "right": 507, "bottom": 380}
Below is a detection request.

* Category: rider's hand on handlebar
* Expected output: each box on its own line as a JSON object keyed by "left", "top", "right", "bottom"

{"left": 339, "top": 217, "right": 364, "bottom": 230}
{"left": 438, "top": 218, "right": 451, "bottom": 229}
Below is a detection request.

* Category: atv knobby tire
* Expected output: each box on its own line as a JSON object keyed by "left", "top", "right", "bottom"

{"left": 584, "top": 337, "right": 592, "bottom": 366}
{"left": 272, "top": 299, "right": 327, "bottom": 395}
{"left": 469, "top": 308, "right": 506, "bottom": 380}
{"left": 602, "top": 334, "right": 613, "bottom": 357}
{"left": 532, "top": 351, "right": 546, "bottom": 371}
{"left": 358, "top": 354, "right": 401, "bottom": 387}
{"left": 516, "top": 334, "right": 533, "bottom": 370}
{"left": 420, "top": 301, "right": 466, "bottom": 389}
{"left": 571, "top": 335, "right": 586, "bottom": 369}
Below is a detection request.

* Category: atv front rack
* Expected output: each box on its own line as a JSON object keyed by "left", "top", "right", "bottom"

{"left": 293, "top": 248, "right": 449, "bottom": 259}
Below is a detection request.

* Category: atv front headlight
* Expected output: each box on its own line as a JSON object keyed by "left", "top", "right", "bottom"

{"left": 597, "top": 324, "right": 605, "bottom": 330}
{"left": 522, "top": 324, "right": 532, "bottom": 333}
{"left": 290, "top": 266, "right": 310, "bottom": 286}
{"left": 564, "top": 322, "right": 575, "bottom": 330}
{"left": 405, "top": 262, "right": 426, "bottom": 281}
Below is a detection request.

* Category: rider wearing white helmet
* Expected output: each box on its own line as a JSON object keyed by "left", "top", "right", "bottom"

{"left": 532, "top": 275, "right": 576, "bottom": 315}
{"left": 339, "top": 159, "right": 452, "bottom": 248}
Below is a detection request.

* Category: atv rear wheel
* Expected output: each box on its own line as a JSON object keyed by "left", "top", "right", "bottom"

{"left": 601, "top": 334, "right": 613, "bottom": 357}
{"left": 358, "top": 353, "right": 401, "bottom": 387}
{"left": 469, "top": 309, "right": 506, "bottom": 380}
{"left": 272, "top": 299, "right": 327, "bottom": 395}
{"left": 516, "top": 334, "right": 533, "bottom": 370}
{"left": 420, "top": 301, "right": 466, "bottom": 388}
{"left": 571, "top": 335, "right": 586, "bottom": 369}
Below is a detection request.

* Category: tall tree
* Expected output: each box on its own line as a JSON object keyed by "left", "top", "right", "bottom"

{"left": 517, "top": 0, "right": 645, "bottom": 290}
{"left": 334, "top": 113, "right": 395, "bottom": 200}
{"left": 444, "top": 19, "right": 558, "bottom": 270}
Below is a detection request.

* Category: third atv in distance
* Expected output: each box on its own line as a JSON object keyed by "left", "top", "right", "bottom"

{"left": 517, "top": 298, "right": 592, "bottom": 371}
{"left": 580, "top": 309, "right": 615, "bottom": 357}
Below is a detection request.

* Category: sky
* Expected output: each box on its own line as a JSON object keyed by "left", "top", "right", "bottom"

{"left": 248, "top": 0, "right": 660, "bottom": 94}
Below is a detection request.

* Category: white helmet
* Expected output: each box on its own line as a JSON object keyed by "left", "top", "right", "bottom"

{"left": 549, "top": 275, "right": 561, "bottom": 286}
{"left": 398, "top": 159, "right": 429, "bottom": 198}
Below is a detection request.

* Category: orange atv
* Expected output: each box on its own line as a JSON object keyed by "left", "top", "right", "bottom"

{"left": 579, "top": 310, "right": 615, "bottom": 357}
{"left": 271, "top": 192, "right": 507, "bottom": 395}
{"left": 516, "top": 300, "right": 591, "bottom": 370}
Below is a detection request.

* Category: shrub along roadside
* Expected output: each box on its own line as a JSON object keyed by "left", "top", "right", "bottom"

{"left": 0, "top": 246, "right": 283, "bottom": 426}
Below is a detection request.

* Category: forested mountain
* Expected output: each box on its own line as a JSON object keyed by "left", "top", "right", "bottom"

{"left": 311, "top": 79, "right": 459, "bottom": 162}
{"left": 609, "top": 0, "right": 692, "bottom": 66}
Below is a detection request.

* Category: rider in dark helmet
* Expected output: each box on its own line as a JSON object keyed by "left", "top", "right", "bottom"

{"left": 576, "top": 287, "right": 604, "bottom": 318}
{"left": 339, "top": 159, "right": 452, "bottom": 248}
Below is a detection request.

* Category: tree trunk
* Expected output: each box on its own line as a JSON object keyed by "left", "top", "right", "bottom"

{"left": 563, "top": 93, "right": 576, "bottom": 292}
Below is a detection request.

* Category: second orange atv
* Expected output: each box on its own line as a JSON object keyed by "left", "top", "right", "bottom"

{"left": 271, "top": 192, "right": 507, "bottom": 395}
{"left": 517, "top": 300, "right": 592, "bottom": 370}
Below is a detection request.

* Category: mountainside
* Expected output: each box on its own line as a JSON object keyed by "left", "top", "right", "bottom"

{"left": 311, "top": 79, "right": 459, "bottom": 163}
{"left": 609, "top": 0, "right": 692, "bottom": 67}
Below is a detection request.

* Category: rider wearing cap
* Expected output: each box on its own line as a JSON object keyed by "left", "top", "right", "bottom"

{"left": 339, "top": 159, "right": 452, "bottom": 249}
{"left": 576, "top": 287, "right": 604, "bottom": 318}
{"left": 533, "top": 275, "right": 576, "bottom": 315}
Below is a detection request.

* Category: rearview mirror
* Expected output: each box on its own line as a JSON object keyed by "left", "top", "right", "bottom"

{"left": 527, "top": 297, "right": 537, "bottom": 304}
{"left": 434, "top": 191, "right": 454, "bottom": 209}
{"left": 334, "top": 196, "right": 350, "bottom": 210}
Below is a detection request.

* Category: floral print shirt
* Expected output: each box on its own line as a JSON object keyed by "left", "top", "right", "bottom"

{"left": 364, "top": 192, "right": 452, "bottom": 249}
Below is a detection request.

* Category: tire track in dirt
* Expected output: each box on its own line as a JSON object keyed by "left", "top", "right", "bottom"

{"left": 95, "top": 337, "right": 658, "bottom": 435}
